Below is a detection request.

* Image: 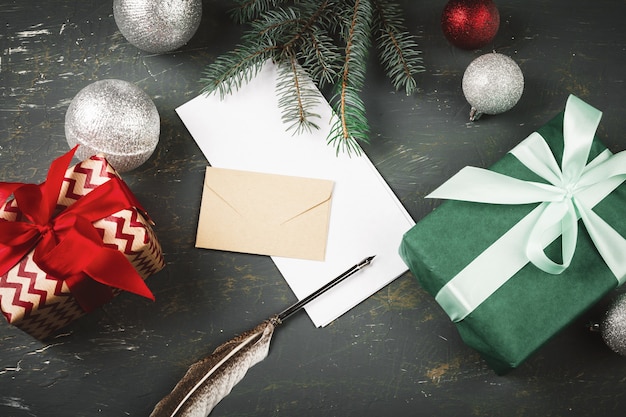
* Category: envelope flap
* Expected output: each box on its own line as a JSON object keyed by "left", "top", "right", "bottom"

{"left": 203, "top": 167, "right": 333, "bottom": 224}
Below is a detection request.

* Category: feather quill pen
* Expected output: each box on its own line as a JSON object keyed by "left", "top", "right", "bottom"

{"left": 150, "top": 256, "right": 375, "bottom": 417}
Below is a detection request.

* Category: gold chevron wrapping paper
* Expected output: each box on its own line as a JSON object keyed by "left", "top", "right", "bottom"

{"left": 0, "top": 155, "right": 165, "bottom": 339}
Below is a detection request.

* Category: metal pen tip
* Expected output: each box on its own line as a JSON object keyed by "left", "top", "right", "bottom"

{"left": 359, "top": 255, "right": 376, "bottom": 268}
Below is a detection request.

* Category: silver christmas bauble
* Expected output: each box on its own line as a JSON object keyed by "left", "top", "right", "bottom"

{"left": 65, "top": 79, "right": 160, "bottom": 172}
{"left": 462, "top": 52, "right": 524, "bottom": 121}
{"left": 602, "top": 293, "right": 626, "bottom": 356}
{"left": 113, "top": 0, "right": 202, "bottom": 54}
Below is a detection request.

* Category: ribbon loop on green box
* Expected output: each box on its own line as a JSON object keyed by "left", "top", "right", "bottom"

{"left": 428, "top": 95, "right": 626, "bottom": 322}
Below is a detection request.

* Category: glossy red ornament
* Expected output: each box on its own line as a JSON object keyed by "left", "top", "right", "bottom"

{"left": 441, "top": 0, "right": 500, "bottom": 50}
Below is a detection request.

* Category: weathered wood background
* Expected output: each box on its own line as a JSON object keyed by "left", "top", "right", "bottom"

{"left": 1, "top": 0, "right": 626, "bottom": 416}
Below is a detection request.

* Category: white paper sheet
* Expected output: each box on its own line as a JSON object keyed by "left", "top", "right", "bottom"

{"left": 176, "top": 62, "right": 415, "bottom": 327}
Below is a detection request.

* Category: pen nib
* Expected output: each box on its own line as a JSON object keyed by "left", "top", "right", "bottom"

{"left": 359, "top": 255, "right": 376, "bottom": 268}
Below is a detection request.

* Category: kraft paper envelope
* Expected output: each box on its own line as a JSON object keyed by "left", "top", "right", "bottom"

{"left": 177, "top": 61, "right": 415, "bottom": 327}
{"left": 196, "top": 167, "right": 334, "bottom": 261}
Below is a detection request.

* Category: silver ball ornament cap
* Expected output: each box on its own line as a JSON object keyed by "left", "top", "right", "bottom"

{"left": 602, "top": 293, "right": 626, "bottom": 356}
{"left": 65, "top": 79, "right": 160, "bottom": 173}
{"left": 462, "top": 52, "right": 524, "bottom": 121}
{"left": 113, "top": 0, "right": 202, "bottom": 54}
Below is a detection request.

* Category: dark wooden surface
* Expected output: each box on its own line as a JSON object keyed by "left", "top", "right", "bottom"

{"left": 2, "top": 1, "right": 626, "bottom": 416}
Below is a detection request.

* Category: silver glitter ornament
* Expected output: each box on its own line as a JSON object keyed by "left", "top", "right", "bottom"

{"left": 462, "top": 52, "right": 524, "bottom": 121}
{"left": 113, "top": 0, "right": 202, "bottom": 54}
{"left": 65, "top": 79, "right": 160, "bottom": 172}
{"left": 601, "top": 293, "right": 626, "bottom": 356}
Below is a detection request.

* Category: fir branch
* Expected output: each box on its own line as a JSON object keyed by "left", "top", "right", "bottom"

{"left": 297, "top": 28, "right": 342, "bottom": 88}
{"left": 371, "top": 0, "right": 424, "bottom": 95}
{"left": 199, "top": 44, "right": 272, "bottom": 98}
{"left": 201, "top": 0, "right": 424, "bottom": 154}
{"left": 284, "top": 0, "right": 342, "bottom": 88}
{"left": 328, "top": 0, "right": 372, "bottom": 155}
{"left": 253, "top": 7, "right": 304, "bottom": 46}
{"left": 201, "top": 7, "right": 287, "bottom": 97}
{"left": 276, "top": 53, "right": 323, "bottom": 134}
{"left": 253, "top": 6, "right": 334, "bottom": 132}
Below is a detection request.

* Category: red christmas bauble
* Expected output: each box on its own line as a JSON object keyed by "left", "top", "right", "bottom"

{"left": 441, "top": 0, "right": 500, "bottom": 50}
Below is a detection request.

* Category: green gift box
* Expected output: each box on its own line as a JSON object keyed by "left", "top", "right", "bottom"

{"left": 399, "top": 95, "right": 626, "bottom": 373}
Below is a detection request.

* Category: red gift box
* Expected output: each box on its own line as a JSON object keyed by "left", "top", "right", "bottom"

{"left": 0, "top": 147, "right": 165, "bottom": 339}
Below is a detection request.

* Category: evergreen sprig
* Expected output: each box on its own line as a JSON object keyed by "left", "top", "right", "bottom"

{"left": 201, "top": 0, "right": 424, "bottom": 154}
{"left": 328, "top": 0, "right": 372, "bottom": 154}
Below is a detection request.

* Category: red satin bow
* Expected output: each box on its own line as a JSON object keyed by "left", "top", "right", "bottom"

{"left": 0, "top": 146, "right": 154, "bottom": 312}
